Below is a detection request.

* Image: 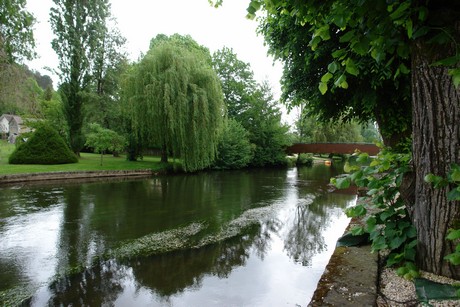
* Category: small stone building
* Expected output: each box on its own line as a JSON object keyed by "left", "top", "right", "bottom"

{"left": 0, "top": 114, "right": 30, "bottom": 143}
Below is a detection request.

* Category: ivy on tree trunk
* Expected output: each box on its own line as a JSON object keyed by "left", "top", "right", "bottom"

{"left": 410, "top": 23, "right": 460, "bottom": 278}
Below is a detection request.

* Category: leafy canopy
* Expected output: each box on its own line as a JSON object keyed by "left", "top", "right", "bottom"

{"left": 123, "top": 34, "right": 225, "bottom": 172}
{"left": 0, "top": 0, "right": 36, "bottom": 63}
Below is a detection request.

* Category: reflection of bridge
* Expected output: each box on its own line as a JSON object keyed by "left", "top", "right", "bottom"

{"left": 286, "top": 143, "right": 379, "bottom": 156}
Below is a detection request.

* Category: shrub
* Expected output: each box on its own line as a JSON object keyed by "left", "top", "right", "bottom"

{"left": 296, "top": 153, "right": 313, "bottom": 166}
{"left": 214, "top": 119, "right": 253, "bottom": 170}
{"left": 9, "top": 124, "right": 78, "bottom": 164}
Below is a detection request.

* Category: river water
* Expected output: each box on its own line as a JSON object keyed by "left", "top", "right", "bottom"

{"left": 0, "top": 164, "right": 356, "bottom": 306}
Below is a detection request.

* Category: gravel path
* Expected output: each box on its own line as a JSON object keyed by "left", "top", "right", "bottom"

{"left": 378, "top": 266, "right": 460, "bottom": 306}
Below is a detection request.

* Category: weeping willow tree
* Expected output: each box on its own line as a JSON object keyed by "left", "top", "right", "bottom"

{"left": 123, "top": 34, "right": 225, "bottom": 172}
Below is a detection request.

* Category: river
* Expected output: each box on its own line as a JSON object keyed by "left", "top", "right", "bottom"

{"left": 0, "top": 164, "right": 356, "bottom": 306}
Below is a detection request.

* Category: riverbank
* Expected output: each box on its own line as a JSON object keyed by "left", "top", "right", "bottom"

{"left": 310, "top": 197, "right": 460, "bottom": 306}
{"left": 0, "top": 169, "right": 158, "bottom": 185}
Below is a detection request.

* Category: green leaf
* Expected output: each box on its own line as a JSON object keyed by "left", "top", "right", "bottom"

{"left": 389, "top": 235, "right": 406, "bottom": 250}
{"left": 321, "top": 72, "right": 333, "bottom": 83}
{"left": 335, "top": 177, "right": 351, "bottom": 189}
{"left": 328, "top": 61, "right": 338, "bottom": 73}
{"left": 345, "top": 205, "right": 366, "bottom": 217}
{"left": 345, "top": 58, "right": 359, "bottom": 76}
{"left": 331, "top": 49, "right": 346, "bottom": 59}
{"left": 350, "top": 225, "right": 365, "bottom": 236}
{"left": 352, "top": 38, "right": 369, "bottom": 55}
{"left": 350, "top": 170, "right": 363, "bottom": 180}
{"left": 447, "top": 187, "right": 460, "bottom": 201}
{"left": 450, "top": 166, "right": 460, "bottom": 182}
{"left": 446, "top": 229, "right": 460, "bottom": 241}
{"left": 367, "top": 188, "right": 379, "bottom": 196}
{"left": 432, "top": 55, "right": 460, "bottom": 67}
{"left": 448, "top": 69, "right": 460, "bottom": 88}
{"left": 366, "top": 216, "right": 377, "bottom": 232}
{"left": 314, "top": 24, "right": 330, "bottom": 41}
{"left": 333, "top": 14, "right": 347, "bottom": 29}
{"left": 424, "top": 173, "right": 437, "bottom": 183}
{"left": 334, "top": 74, "right": 348, "bottom": 88}
{"left": 339, "top": 30, "right": 355, "bottom": 43}
{"left": 412, "top": 26, "right": 429, "bottom": 39}
{"left": 399, "top": 63, "right": 410, "bottom": 74}
{"left": 318, "top": 82, "right": 328, "bottom": 95}
{"left": 389, "top": 2, "right": 410, "bottom": 20}
{"left": 418, "top": 6, "right": 428, "bottom": 21}
{"left": 356, "top": 153, "right": 369, "bottom": 163}
{"left": 445, "top": 253, "right": 460, "bottom": 266}
{"left": 371, "top": 48, "right": 384, "bottom": 62}
{"left": 397, "top": 44, "right": 410, "bottom": 58}
{"left": 406, "top": 19, "right": 413, "bottom": 38}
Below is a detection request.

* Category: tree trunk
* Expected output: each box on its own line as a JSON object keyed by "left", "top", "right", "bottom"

{"left": 161, "top": 143, "right": 168, "bottom": 163}
{"left": 410, "top": 26, "right": 460, "bottom": 278}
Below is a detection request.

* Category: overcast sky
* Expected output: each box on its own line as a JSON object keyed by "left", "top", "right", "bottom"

{"left": 25, "top": 0, "right": 283, "bottom": 96}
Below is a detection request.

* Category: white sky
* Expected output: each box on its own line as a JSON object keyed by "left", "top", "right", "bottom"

{"left": 25, "top": 0, "right": 283, "bottom": 96}
{"left": 25, "top": 0, "right": 298, "bottom": 125}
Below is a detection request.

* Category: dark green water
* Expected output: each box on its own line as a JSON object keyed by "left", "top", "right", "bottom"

{"left": 0, "top": 164, "right": 356, "bottom": 306}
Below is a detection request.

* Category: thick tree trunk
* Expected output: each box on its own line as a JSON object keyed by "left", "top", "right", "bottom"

{"left": 410, "top": 27, "right": 460, "bottom": 278}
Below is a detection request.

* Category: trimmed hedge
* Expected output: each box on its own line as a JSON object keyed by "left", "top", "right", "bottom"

{"left": 9, "top": 125, "right": 78, "bottom": 164}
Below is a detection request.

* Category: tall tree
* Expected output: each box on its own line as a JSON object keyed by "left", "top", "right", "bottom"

{"left": 50, "top": 0, "right": 111, "bottom": 154}
{"left": 218, "top": 0, "right": 460, "bottom": 279}
{"left": 0, "top": 0, "right": 35, "bottom": 63}
{"left": 85, "top": 23, "right": 128, "bottom": 130}
{"left": 122, "top": 34, "right": 224, "bottom": 172}
{"left": 212, "top": 47, "right": 256, "bottom": 120}
{"left": 212, "top": 47, "right": 290, "bottom": 167}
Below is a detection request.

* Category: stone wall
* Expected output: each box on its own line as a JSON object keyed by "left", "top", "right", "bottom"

{"left": 0, "top": 170, "right": 155, "bottom": 185}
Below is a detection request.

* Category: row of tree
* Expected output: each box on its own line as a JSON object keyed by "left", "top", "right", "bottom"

{"left": 2, "top": 1, "right": 299, "bottom": 172}
{"left": 2, "top": 1, "right": 380, "bottom": 172}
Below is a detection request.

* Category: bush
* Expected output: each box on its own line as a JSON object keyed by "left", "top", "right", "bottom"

{"left": 296, "top": 153, "right": 313, "bottom": 166}
{"left": 214, "top": 119, "right": 253, "bottom": 170}
{"left": 9, "top": 124, "right": 78, "bottom": 164}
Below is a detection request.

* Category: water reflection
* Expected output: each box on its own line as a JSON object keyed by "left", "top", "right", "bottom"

{"left": 0, "top": 165, "right": 355, "bottom": 306}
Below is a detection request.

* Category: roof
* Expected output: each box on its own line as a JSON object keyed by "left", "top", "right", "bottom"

{"left": 0, "top": 114, "right": 23, "bottom": 124}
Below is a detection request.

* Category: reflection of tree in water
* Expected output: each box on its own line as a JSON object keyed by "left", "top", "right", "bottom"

{"left": 283, "top": 164, "right": 354, "bottom": 266}
{"left": 47, "top": 260, "right": 124, "bottom": 306}
{"left": 130, "top": 225, "right": 265, "bottom": 298}
{"left": 42, "top": 225, "right": 271, "bottom": 304}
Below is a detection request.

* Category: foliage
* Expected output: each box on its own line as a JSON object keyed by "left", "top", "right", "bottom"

{"left": 212, "top": 47, "right": 290, "bottom": 167}
{"left": 84, "top": 22, "right": 128, "bottom": 131}
{"left": 295, "top": 112, "right": 365, "bottom": 144}
{"left": 254, "top": 1, "right": 411, "bottom": 147}
{"left": 39, "top": 89, "right": 69, "bottom": 140}
{"left": 0, "top": 0, "right": 35, "bottom": 63}
{"left": 85, "top": 123, "right": 127, "bottom": 165}
{"left": 425, "top": 164, "right": 460, "bottom": 268}
{"left": 212, "top": 47, "right": 256, "bottom": 120}
{"left": 8, "top": 124, "right": 78, "bottom": 165}
{"left": 296, "top": 154, "right": 313, "bottom": 166}
{"left": 246, "top": 81, "right": 290, "bottom": 167}
{"left": 122, "top": 34, "right": 224, "bottom": 172}
{"left": 50, "top": 0, "right": 112, "bottom": 153}
{"left": 214, "top": 119, "right": 253, "bottom": 170}
{"left": 332, "top": 148, "right": 418, "bottom": 278}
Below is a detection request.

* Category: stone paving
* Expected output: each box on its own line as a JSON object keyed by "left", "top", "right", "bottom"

{"left": 309, "top": 243, "right": 379, "bottom": 306}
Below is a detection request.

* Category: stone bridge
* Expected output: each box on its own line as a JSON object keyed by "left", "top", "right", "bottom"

{"left": 286, "top": 143, "right": 379, "bottom": 156}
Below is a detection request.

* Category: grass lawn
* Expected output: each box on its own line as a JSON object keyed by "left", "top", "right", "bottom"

{"left": 0, "top": 140, "right": 170, "bottom": 175}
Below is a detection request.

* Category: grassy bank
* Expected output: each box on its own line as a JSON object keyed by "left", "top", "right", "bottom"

{"left": 0, "top": 141, "right": 169, "bottom": 175}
